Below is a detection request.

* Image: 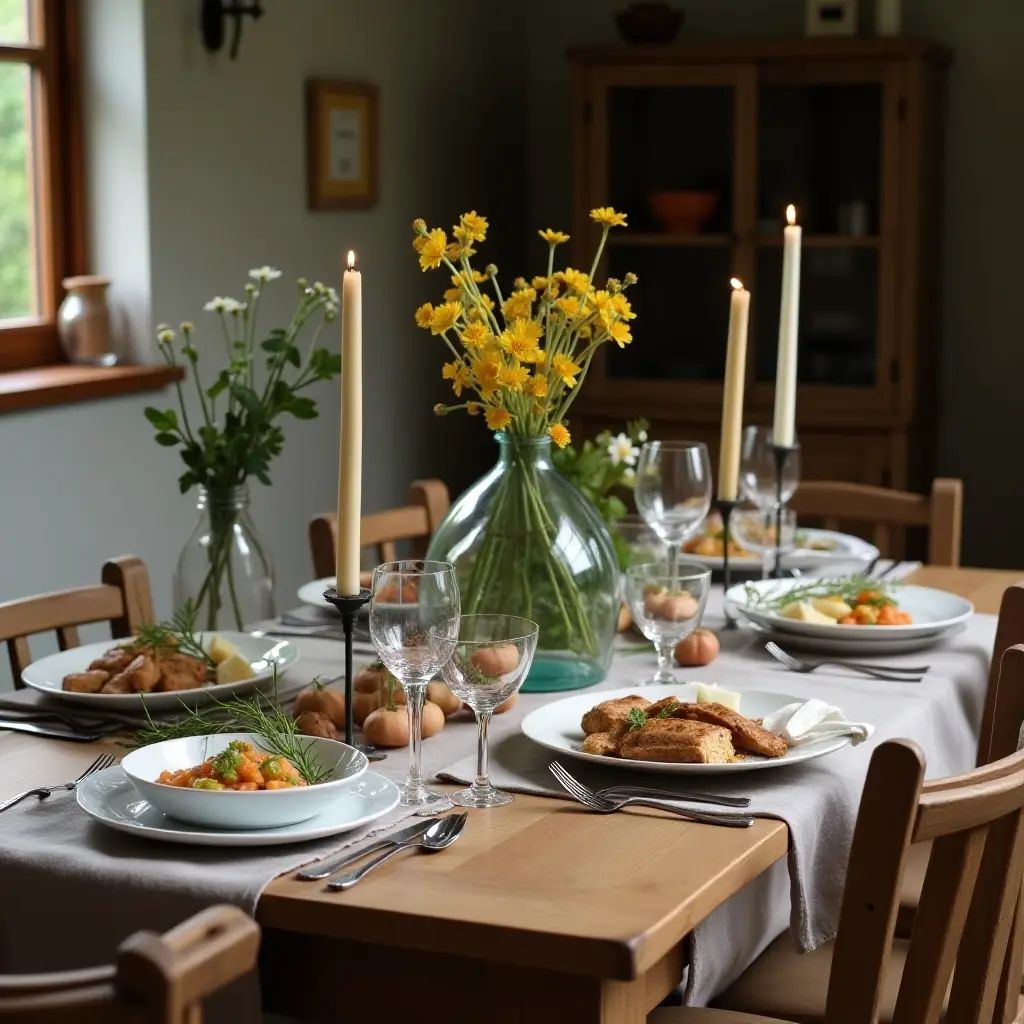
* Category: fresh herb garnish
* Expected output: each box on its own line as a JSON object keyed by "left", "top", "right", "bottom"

{"left": 655, "top": 698, "right": 679, "bottom": 719}
{"left": 128, "top": 599, "right": 215, "bottom": 667}
{"left": 627, "top": 707, "right": 648, "bottom": 731}
{"left": 742, "top": 575, "right": 899, "bottom": 612}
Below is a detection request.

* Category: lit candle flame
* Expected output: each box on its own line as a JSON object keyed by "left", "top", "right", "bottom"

{"left": 786, "top": 205, "right": 796, "bottom": 226}
{"left": 347, "top": 250, "right": 356, "bottom": 270}
{"left": 730, "top": 277, "right": 743, "bottom": 290}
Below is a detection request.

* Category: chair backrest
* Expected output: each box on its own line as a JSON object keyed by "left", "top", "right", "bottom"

{"left": 825, "top": 646, "right": 1024, "bottom": 1024}
{"left": 0, "top": 557, "right": 154, "bottom": 687}
{"left": 0, "top": 904, "right": 259, "bottom": 1023}
{"left": 790, "top": 477, "right": 963, "bottom": 566}
{"left": 979, "top": 584, "right": 1024, "bottom": 766}
{"left": 309, "top": 478, "right": 450, "bottom": 579}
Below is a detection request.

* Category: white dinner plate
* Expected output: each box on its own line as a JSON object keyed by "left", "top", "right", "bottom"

{"left": 748, "top": 622, "right": 965, "bottom": 656}
{"left": 21, "top": 632, "right": 300, "bottom": 711}
{"left": 520, "top": 684, "right": 855, "bottom": 774}
{"left": 297, "top": 576, "right": 338, "bottom": 610}
{"left": 77, "top": 766, "right": 400, "bottom": 846}
{"left": 684, "top": 528, "right": 879, "bottom": 571}
{"left": 725, "top": 580, "right": 973, "bottom": 642}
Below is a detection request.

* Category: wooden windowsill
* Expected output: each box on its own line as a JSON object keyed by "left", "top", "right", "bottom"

{"left": 0, "top": 364, "right": 184, "bottom": 414}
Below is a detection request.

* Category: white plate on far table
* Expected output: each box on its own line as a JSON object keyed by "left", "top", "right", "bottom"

{"left": 297, "top": 576, "right": 339, "bottom": 611}
{"left": 748, "top": 622, "right": 966, "bottom": 656}
{"left": 684, "top": 527, "right": 879, "bottom": 572}
{"left": 20, "top": 632, "right": 300, "bottom": 711}
{"left": 726, "top": 579, "right": 973, "bottom": 643}
{"left": 521, "top": 684, "right": 856, "bottom": 775}
{"left": 77, "top": 766, "right": 400, "bottom": 847}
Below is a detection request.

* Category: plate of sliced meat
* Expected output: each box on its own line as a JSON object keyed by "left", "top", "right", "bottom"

{"left": 521, "top": 684, "right": 856, "bottom": 774}
{"left": 21, "top": 632, "right": 300, "bottom": 711}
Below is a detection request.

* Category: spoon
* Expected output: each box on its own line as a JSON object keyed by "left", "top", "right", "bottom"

{"left": 327, "top": 812, "right": 468, "bottom": 891}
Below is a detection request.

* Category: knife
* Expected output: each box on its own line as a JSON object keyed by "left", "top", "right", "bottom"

{"left": 0, "top": 718, "right": 106, "bottom": 742}
{"left": 295, "top": 817, "right": 441, "bottom": 881}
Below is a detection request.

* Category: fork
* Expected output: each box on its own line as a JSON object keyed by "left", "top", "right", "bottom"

{"left": 549, "top": 762, "right": 755, "bottom": 828}
{"left": 765, "top": 642, "right": 927, "bottom": 682}
{"left": 0, "top": 753, "right": 116, "bottom": 814}
{"left": 596, "top": 784, "right": 750, "bottom": 808}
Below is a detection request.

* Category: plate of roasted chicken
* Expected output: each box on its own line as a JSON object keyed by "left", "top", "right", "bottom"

{"left": 521, "top": 684, "right": 854, "bottom": 774}
{"left": 21, "top": 631, "right": 300, "bottom": 711}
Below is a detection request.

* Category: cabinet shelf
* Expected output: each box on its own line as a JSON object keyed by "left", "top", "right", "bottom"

{"left": 608, "top": 233, "right": 734, "bottom": 248}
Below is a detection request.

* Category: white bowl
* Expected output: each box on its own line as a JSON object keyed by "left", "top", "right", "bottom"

{"left": 120, "top": 732, "right": 368, "bottom": 829}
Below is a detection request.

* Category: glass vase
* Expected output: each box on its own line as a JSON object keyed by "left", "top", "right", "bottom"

{"left": 173, "top": 485, "right": 275, "bottom": 631}
{"left": 426, "top": 433, "right": 618, "bottom": 692}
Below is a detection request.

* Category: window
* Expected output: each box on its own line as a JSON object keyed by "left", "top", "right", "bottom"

{"left": 0, "top": 0, "right": 83, "bottom": 372}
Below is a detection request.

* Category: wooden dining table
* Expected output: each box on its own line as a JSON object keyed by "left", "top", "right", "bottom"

{"left": 0, "top": 564, "right": 1019, "bottom": 1023}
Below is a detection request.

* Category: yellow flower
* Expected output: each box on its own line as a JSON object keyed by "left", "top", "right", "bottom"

{"left": 460, "top": 322, "right": 492, "bottom": 350}
{"left": 532, "top": 275, "right": 560, "bottom": 298}
{"left": 467, "top": 402, "right": 482, "bottom": 416}
{"left": 525, "top": 375, "right": 548, "bottom": 398}
{"left": 551, "top": 353, "right": 581, "bottom": 388}
{"left": 589, "top": 289, "right": 614, "bottom": 324}
{"left": 549, "top": 423, "right": 571, "bottom": 448}
{"left": 499, "top": 318, "right": 542, "bottom": 363}
{"left": 442, "top": 362, "right": 473, "bottom": 397}
{"left": 414, "top": 303, "right": 434, "bottom": 329}
{"left": 412, "top": 218, "right": 427, "bottom": 233}
{"left": 556, "top": 268, "right": 590, "bottom": 294}
{"left": 472, "top": 355, "right": 502, "bottom": 400}
{"left": 539, "top": 229, "right": 570, "bottom": 245}
{"left": 498, "top": 365, "right": 529, "bottom": 392}
{"left": 418, "top": 228, "right": 447, "bottom": 271}
{"left": 555, "top": 296, "right": 582, "bottom": 319}
{"left": 468, "top": 293, "right": 495, "bottom": 321}
{"left": 430, "top": 301, "right": 463, "bottom": 334}
{"left": 460, "top": 210, "right": 489, "bottom": 242}
{"left": 534, "top": 348, "right": 547, "bottom": 366}
{"left": 412, "top": 235, "right": 427, "bottom": 253}
{"left": 446, "top": 242, "right": 475, "bottom": 261}
{"left": 502, "top": 289, "right": 535, "bottom": 321}
{"left": 578, "top": 323, "right": 592, "bottom": 340}
{"left": 611, "top": 293, "right": 636, "bottom": 320}
{"left": 443, "top": 287, "right": 462, "bottom": 302}
{"left": 485, "top": 407, "right": 513, "bottom": 432}
{"left": 590, "top": 206, "right": 628, "bottom": 228}
{"left": 442, "top": 361, "right": 460, "bottom": 382}
{"left": 609, "top": 320, "right": 632, "bottom": 347}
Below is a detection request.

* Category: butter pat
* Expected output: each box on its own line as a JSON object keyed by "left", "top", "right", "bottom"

{"left": 781, "top": 600, "right": 836, "bottom": 625}
{"left": 695, "top": 682, "right": 742, "bottom": 712}
{"left": 811, "top": 597, "right": 852, "bottom": 621}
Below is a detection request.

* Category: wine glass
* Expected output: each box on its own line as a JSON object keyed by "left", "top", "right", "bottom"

{"left": 732, "top": 507, "right": 798, "bottom": 579}
{"left": 370, "top": 560, "right": 460, "bottom": 812}
{"left": 613, "top": 513, "right": 667, "bottom": 569}
{"left": 437, "top": 614, "right": 538, "bottom": 808}
{"left": 624, "top": 561, "right": 711, "bottom": 685}
{"left": 739, "top": 426, "right": 801, "bottom": 510}
{"left": 634, "top": 441, "right": 713, "bottom": 577}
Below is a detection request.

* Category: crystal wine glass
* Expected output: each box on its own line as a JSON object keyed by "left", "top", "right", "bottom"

{"left": 437, "top": 614, "right": 538, "bottom": 809}
{"left": 634, "top": 441, "right": 713, "bottom": 577}
{"left": 370, "top": 559, "right": 460, "bottom": 811}
{"left": 739, "top": 426, "right": 801, "bottom": 510}
{"left": 624, "top": 561, "right": 711, "bottom": 685}
{"left": 732, "top": 507, "right": 798, "bottom": 580}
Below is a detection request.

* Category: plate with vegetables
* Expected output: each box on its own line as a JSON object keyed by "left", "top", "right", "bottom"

{"left": 725, "top": 576, "right": 973, "bottom": 642}
{"left": 21, "top": 607, "right": 300, "bottom": 710}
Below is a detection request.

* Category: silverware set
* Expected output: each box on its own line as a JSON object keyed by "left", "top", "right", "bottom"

{"left": 548, "top": 762, "right": 755, "bottom": 828}
{"left": 0, "top": 753, "right": 115, "bottom": 814}
{"left": 295, "top": 813, "right": 468, "bottom": 890}
{"left": 863, "top": 556, "right": 906, "bottom": 580}
{"left": 764, "top": 641, "right": 928, "bottom": 682}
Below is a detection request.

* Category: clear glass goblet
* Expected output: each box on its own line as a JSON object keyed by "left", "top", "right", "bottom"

{"left": 732, "top": 507, "right": 798, "bottom": 579}
{"left": 370, "top": 559, "right": 460, "bottom": 812}
{"left": 624, "top": 561, "right": 711, "bottom": 685}
{"left": 739, "top": 426, "right": 801, "bottom": 510}
{"left": 437, "top": 614, "right": 538, "bottom": 809}
{"left": 613, "top": 513, "right": 667, "bottom": 569}
{"left": 634, "top": 441, "right": 713, "bottom": 579}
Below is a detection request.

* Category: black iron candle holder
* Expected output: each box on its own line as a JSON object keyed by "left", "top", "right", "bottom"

{"left": 771, "top": 442, "right": 800, "bottom": 579}
{"left": 713, "top": 497, "right": 740, "bottom": 628}
{"left": 323, "top": 586, "right": 372, "bottom": 747}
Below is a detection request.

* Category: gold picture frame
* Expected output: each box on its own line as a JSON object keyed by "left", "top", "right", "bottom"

{"left": 306, "top": 79, "right": 378, "bottom": 210}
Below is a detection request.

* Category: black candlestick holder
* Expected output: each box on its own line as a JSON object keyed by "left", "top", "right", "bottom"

{"left": 713, "top": 497, "right": 740, "bottom": 628}
{"left": 323, "top": 586, "right": 372, "bottom": 748}
{"left": 771, "top": 442, "right": 800, "bottom": 579}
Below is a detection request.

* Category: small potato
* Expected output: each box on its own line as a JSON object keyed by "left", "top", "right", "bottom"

{"left": 470, "top": 643, "right": 520, "bottom": 677}
{"left": 128, "top": 655, "right": 161, "bottom": 693}
{"left": 354, "top": 662, "right": 388, "bottom": 694}
{"left": 101, "top": 668, "right": 134, "bottom": 694}
{"left": 88, "top": 650, "right": 132, "bottom": 674}
{"left": 352, "top": 689, "right": 381, "bottom": 726}
{"left": 421, "top": 701, "right": 445, "bottom": 737}
{"left": 295, "top": 710, "right": 339, "bottom": 739}
{"left": 62, "top": 670, "right": 109, "bottom": 694}
{"left": 659, "top": 593, "right": 699, "bottom": 622}
{"left": 362, "top": 707, "right": 410, "bottom": 748}
{"left": 427, "top": 679, "right": 461, "bottom": 717}
{"left": 643, "top": 586, "right": 669, "bottom": 617}
{"left": 617, "top": 603, "right": 632, "bottom": 633}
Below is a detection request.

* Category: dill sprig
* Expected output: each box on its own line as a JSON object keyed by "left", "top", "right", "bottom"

{"left": 627, "top": 697, "right": 682, "bottom": 732}
{"left": 128, "top": 600, "right": 215, "bottom": 666}
{"left": 742, "top": 575, "right": 898, "bottom": 612}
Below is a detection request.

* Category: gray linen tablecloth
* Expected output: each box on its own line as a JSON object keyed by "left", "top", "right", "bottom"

{"left": 0, "top": 589, "right": 995, "bottom": 1017}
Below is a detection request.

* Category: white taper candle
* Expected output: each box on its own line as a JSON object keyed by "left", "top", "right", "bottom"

{"left": 717, "top": 278, "right": 750, "bottom": 501}
{"left": 772, "top": 205, "right": 802, "bottom": 448}
{"left": 336, "top": 250, "right": 363, "bottom": 595}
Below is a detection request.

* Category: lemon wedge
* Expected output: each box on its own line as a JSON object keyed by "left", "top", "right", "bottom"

{"left": 216, "top": 652, "right": 255, "bottom": 684}
{"left": 208, "top": 635, "right": 241, "bottom": 665}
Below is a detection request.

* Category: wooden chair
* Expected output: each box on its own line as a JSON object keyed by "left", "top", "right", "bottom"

{"left": 0, "top": 904, "right": 259, "bottom": 1022}
{"left": 0, "top": 556, "right": 153, "bottom": 688}
{"left": 651, "top": 644, "right": 1024, "bottom": 1024}
{"left": 789, "top": 477, "right": 963, "bottom": 566}
{"left": 309, "top": 478, "right": 450, "bottom": 578}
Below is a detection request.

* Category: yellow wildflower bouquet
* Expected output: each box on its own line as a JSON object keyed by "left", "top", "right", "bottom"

{"left": 417, "top": 210, "right": 638, "bottom": 688}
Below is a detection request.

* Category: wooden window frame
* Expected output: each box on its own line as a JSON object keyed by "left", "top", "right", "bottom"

{"left": 0, "top": 0, "right": 86, "bottom": 373}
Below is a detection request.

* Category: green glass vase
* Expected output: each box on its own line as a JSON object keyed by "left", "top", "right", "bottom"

{"left": 426, "top": 433, "right": 618, "bottom": 691}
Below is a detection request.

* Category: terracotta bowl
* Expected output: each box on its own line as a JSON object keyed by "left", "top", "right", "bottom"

{"left": 648, "top": 191, "right": 718, "bottom": 234}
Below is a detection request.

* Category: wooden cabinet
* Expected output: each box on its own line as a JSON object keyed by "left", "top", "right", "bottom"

{"left": 569, "top": 38, "right": 949, "bottom": 490}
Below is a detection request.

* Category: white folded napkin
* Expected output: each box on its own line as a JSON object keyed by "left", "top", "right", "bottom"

{"left": 761, "top": 698, "right": 874, "bottom": 746}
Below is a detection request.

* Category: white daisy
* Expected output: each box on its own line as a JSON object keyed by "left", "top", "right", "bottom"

{"left": 248, "top": 266, "right": 282, "bottom": 282}
{"left": 326, "top": 286, "right": 340, "bottom": 306}
{"left": 608, "top": 432, "right": 640, "bottom": 466}
{"left": 156, "top": 328, "right": 175, "bottom": 344}
{"left": 203, "top": 297, "right": 227, "bottom": 312}
{"left": 637, "top": 429, "right": 648, "bottom": 443}
{"left": 222, "top": 297, "right": 247, "bottom": 315}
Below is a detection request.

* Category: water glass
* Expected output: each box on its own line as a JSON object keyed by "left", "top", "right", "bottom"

{"left": 438, "top": 614, "right": 538, "bottom": 808}
{"left": 613, "top": 513, "right": 667, "bottom": 569}
{"left": 732, "top": 507, "right": 798, "bottom": 579}
{"left": 370, "top": 560, "right": 460, "bottom": 811}
{"left": 624, "top": 562, "right": 711, "bottom": 685}
{"left": 739, "top": 426, "right": 801, "bottom": 510}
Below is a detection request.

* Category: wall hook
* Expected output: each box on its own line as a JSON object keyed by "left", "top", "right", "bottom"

{"left": 201, "top": 0, "right": 264, "bottom": 60}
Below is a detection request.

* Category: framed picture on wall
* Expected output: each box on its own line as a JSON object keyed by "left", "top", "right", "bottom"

{"left": 306, "top": 79, "right": 378, "bottom": 210}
